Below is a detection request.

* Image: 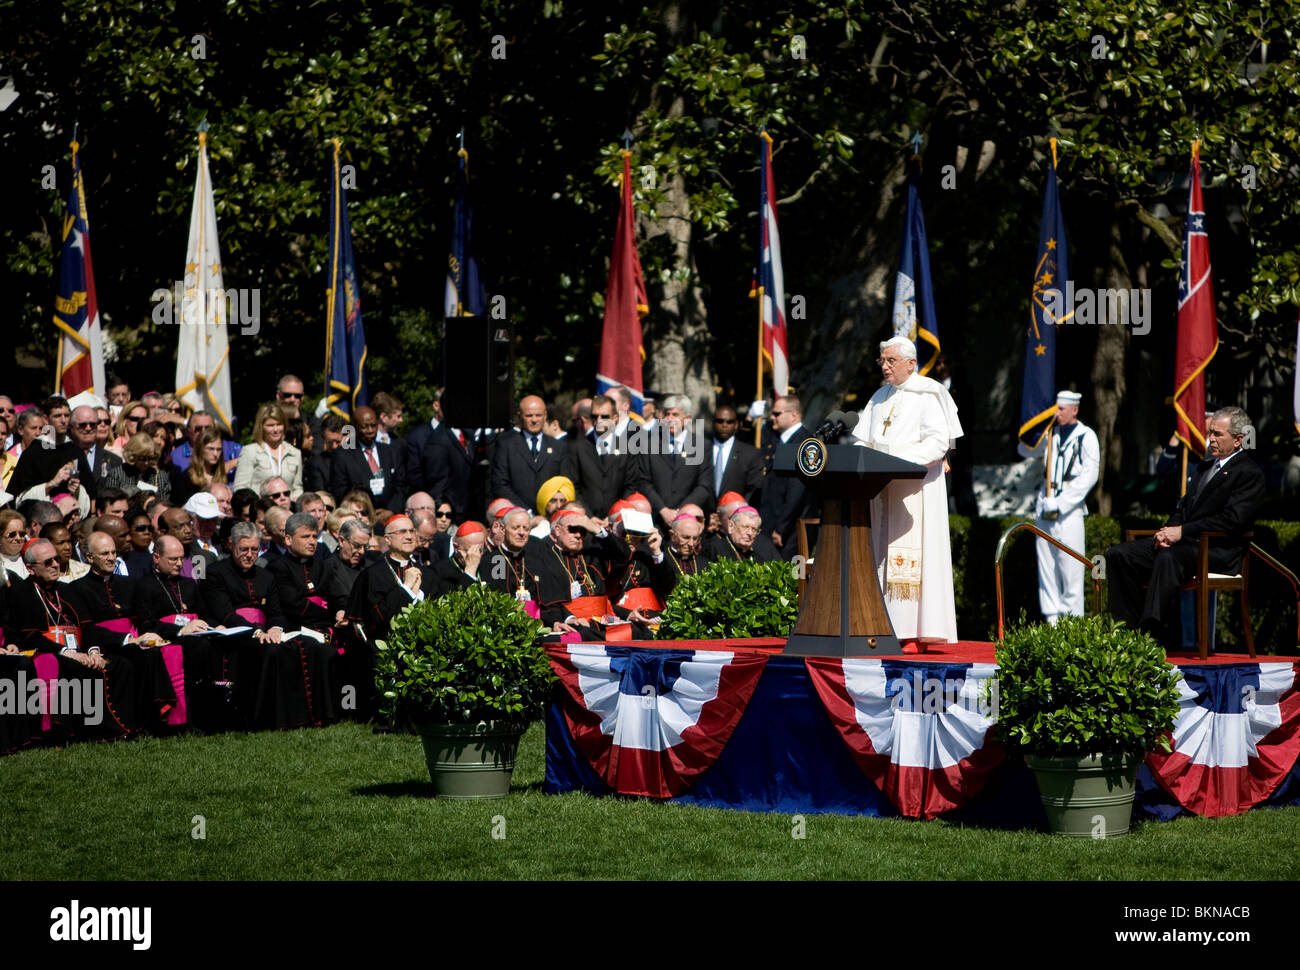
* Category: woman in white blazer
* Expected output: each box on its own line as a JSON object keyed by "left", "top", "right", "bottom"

{"left": 234, "top": 402, "right": 303, "bottom": 500}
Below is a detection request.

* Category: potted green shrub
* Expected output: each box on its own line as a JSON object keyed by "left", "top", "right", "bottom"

{"left": 993, "top": 614, "right": 1182, "bottom": 838}
{"left": 375, "top": 585, "right": 551, "bottom": 799}
{"left": 656, "top": 559, "right": 799, "bottom": 640}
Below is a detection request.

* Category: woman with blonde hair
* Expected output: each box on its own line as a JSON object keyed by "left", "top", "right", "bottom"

{"left": 0, "top": 510, "right": 28, "bottom": 582}
{"left": 105, "top": 432, "right": 171, "bottom": 501}
{"left": 339, "top": 488, "right": 376, "bottom": 524}
{"left": 234, "top": 402, "right": 303, "bottom": 499}
{"left": 109, "top": 400, "right": 150, "bottom": 456}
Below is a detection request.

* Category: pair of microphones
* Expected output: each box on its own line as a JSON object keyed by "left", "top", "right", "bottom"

{"left": 810, "top": 410, "right": 860, "bottom": 443}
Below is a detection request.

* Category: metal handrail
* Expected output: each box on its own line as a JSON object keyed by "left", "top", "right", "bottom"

{"left": 993, "top": 523, "right": 1300, "bottom": 648}
{"left": 994, "top": 521, "right": 1102, "bottom": 641}
{"left": 1247, "top": 541, "right": 1300, "bottom": 647}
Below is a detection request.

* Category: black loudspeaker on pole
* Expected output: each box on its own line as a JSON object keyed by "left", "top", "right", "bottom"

{"left": 441, "top": 316, "right": 514, "bottom": 429}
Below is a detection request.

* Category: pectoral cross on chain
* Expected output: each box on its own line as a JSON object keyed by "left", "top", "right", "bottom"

{"left": 881, "top": 413, "right": 893, "bottom": 433}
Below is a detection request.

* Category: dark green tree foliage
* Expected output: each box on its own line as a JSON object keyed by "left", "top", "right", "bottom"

{"left": 656, "top": 558, "right": 799, "bottom": 639}
{"left": 2, "top": 1, "right": 1297, "bottom": 490}
{"left": 994, "top": 613, "right": 1182, "bottom": 759}
{"left": 375, "top": 585, "right": 551, "bottom": 725}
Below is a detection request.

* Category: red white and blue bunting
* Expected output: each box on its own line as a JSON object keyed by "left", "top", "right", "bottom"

{"left": 805, "top": 658, "right": 1004, "bottom": 819}
{"left": 546, "top": 643, "right": 768, "bottom": 797}
{"left": 544, "top": 645, "right": 1300, "bottom": 820}
{"left": 1146, "top": 661, "right": 1300, "bottom": 816}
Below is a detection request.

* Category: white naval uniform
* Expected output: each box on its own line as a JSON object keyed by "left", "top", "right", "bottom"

{"left": 1021, "top": 421, "right": 1100, "bottom": 623}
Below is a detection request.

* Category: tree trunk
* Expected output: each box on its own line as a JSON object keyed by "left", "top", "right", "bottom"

{"left": 798, "top": 153, "right": 911, "bottom": 421}
{"left": 639, "top": 3, "right": 715, "bottom": 416}
{"left": 1090, "top": 209, "right": 1133, "bottom": 516}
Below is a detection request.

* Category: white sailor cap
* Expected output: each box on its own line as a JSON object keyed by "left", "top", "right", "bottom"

{"left": 1056, "top": 390, "right": 1082, "bottom": 407}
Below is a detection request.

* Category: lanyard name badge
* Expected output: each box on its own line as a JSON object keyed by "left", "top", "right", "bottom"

{"left": 369, "top": 470, "right": 386, "bottom": 497}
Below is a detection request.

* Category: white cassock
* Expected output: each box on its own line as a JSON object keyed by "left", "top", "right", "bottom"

{"left": 853, "top": 372, "right": 963, "bottom": 644}
{"left": 1017, "top": 421, "right": 1100, "bottom": 622}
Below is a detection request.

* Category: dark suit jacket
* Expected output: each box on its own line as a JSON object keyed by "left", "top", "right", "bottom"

{"left": 759, "top": 428, "right": 816, "bottom": 558}
{"left": 9, "top": 441, "right": 120, "bottom": 503}
{"left": 489, "top": 429, "right": 573, "bottom": 511}
{"left": 572, "top": 433, "right": 642, "bottom": 519}
{"left": 712, "top": 437, "right": 765, "bottom": 506}
{"left": 403, "top": 421, "right": 437, "bottom": 492}
{"left": 329, "top": 439, "right": 405, "bottom": 511}
{"left": 411, "top": 425, "right": 473, "bottom": 520}
{"left": 1167, "top": 451, "right": 1265, "bottom": 571}
{"left": 638, "top": 427, "right": 714, "bottom": 519}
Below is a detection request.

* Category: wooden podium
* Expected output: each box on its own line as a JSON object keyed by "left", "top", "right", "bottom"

{"left": 773, "top": 438, "right": 926, "bottom": 657}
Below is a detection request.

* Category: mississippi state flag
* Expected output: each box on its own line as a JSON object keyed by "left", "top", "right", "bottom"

{"left": 1146, "top": 662, "right": 1300, "bottom": 816}
{"left": 1173, "top": 142, "right": 1218, "bottom": 455}
{"left": 752, "top": 132, "right": 789, "bottom": 397}
{"left": 547, "top": 643, "right": 767, "bottom": 797}
{"left": 806, "top": 658, "right": 1003, "bottom": 819}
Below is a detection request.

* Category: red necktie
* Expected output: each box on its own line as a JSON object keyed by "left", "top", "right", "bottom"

{"left": 366, "top": 446, "right": 379, "bottom": 473}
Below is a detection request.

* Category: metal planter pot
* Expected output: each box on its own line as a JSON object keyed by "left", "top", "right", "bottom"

{"left": 1026, "top": 753, "right": 1141, "bottom": 838}
{"left": 416, "top": 721, "right": 523, "bottom": 799}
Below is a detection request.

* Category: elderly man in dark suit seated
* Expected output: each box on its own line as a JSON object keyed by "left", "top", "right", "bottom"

{"left": 1104, "top": 406, "right": 1265, "bottom": 648}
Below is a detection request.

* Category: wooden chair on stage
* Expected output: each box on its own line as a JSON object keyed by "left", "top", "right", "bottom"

{"left": 1123, "top": 528, "right": 1255, "bottom": 660}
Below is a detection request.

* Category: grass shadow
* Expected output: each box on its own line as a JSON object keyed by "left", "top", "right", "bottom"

{"left": 352, "top": 780, "right": 437, "bottom": 799}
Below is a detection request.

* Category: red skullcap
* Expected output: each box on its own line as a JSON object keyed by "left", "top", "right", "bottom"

{"left": 550, "top": 507, "right": 582, "bottom": 523}
{"left": 456, "top": 520, "right": 485, "bottom": 537}
{"left": 719, "top": 491, "right": 746, "bottom": 506}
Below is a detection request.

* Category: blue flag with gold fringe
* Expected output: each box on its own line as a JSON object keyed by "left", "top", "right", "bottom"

{"left": 892, "top": 156, "right": 939, "bottom": 376}
{"left": 1019, "top": 141, "right": 1070, "bottom": 450}
{"left": 324, "top": 139, "right": 368, "bottom": 420}
{"left": 444, "top": 144, "right": 487, "bottom": 318}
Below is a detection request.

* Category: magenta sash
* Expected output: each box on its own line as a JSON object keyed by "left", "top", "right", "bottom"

{"left": 521, "top": 600, "right": 541, "bottom": 620}
{"left": 96, "top": 617, "right": 137, "bottom": 636}
{"left": 307, "top": 595, "right": 329, "bottom": 609}
{"left": 235, "top": 607, "right": 268, "bottom": 626}
{"left": 161, "top": 613, "right": 198, "bottom": 627}
{"left": 32, "top": 652, "right": 59, "bottom": 732}
{"left": 159, "top": 643, "right": 187, "bottom": 726}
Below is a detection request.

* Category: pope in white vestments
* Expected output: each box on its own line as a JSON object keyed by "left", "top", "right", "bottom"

{"left": 852, "top": 336, "right": 963, "bottom": 644}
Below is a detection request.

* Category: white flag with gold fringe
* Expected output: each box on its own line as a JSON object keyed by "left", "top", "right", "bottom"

{"left": 174, "top": 125, "right": 234, "bottom": 433}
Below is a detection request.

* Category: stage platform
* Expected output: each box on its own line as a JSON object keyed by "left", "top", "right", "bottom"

{"left": 544, "top": 640, "right": 1300, "bottom": 823}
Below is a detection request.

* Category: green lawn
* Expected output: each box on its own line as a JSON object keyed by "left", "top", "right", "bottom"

{"left": 2, "top": 722, "right": 1297, "bottom": 881}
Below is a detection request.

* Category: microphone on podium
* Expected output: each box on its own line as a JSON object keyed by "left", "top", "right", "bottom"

{"left": 811, "top": 410, "right": 859, "bottom": 443}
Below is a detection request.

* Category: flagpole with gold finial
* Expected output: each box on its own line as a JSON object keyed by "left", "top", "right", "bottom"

{"left": 324, "top": 137, "right": 341, "bottom": 399}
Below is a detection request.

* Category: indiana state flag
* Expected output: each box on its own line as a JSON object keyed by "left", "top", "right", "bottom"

{"left": 325, "top": 138, "right": 368, "bottom": 420}
{"left": 54, "top": 140, "right": 107, "bottom": 398}
{"left": 444, "top": 144, "right": 487, "bottom": 318}
{"left": 1019, "top": 140, "right": 1071, "bottom": 450}
{"left": 892, "top": 156, "right": 939, "bottom": 376}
